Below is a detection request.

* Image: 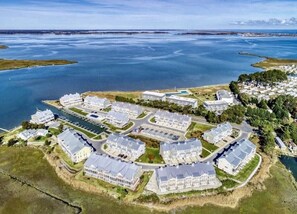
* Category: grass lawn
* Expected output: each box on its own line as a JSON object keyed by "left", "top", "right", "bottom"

{"left": 136, "top": 147, "right": 164, "bottom": 164}
{"left": 189, "top": 85, "right": 229, "bottom": 102}
{"left": 69, "top": 107, "right": 88, "bottom": 116}
{"left": 62, "top": 122, "right": 96, "bottom": 138}
{"left": 233, "top": 155, "right": 260, "bottom": 182}
{"left": 150, "top": 117, "right": 156, "bottom": 123}
{"left": 54, "top": 146, "right": 84, "bottom": 171}
{"left": 48, "top": 128, "right": 62, "bottom": 136}
{"left": 137, "top": 112, "right": 147, "bottom": 119}
{"left": 201, "top": 140, "right": 218, "bottom": 153}
{"left": 186, "top": 122, "right": 214, "bottom": 139}
{"left": 93, "top": 135, "right": 102, "bottom": 140}
{"left": 201, "top": 149, "right": 211, "bottom": 158}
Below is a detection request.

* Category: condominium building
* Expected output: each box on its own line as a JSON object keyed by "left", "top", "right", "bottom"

{"left": 59, "top": 93, "right": 82, "bottom": 107}
{"left": 111, "top": 102, "right": 143, "bottom": 119}
{"left": 202, "top": 122, "right": 232, "bottom": 144}
{"left": 203, "top": 100, "right": 229, "bottom": 113}
{"left": 216, "top": 90, "right": 234, "bottom": 104}
{"left": 160, "top": 138, "right": 202, "bottom": 164}
{"left": 142, "top": 91, "right": 166, "bottom": 101}
{"left": 216, "top": 139, "right": 256, "bottom": 175}
{"left": 105, "top": 110, "right": 129, "bottom": 128}
{"left": 106, "top": 133, "right": 145, "bottom": 161}
{"left": 154, "top": 110, "right": 191, "bottom": 131}
{"left": 30, "top": 109, "right": 55, "bottom": 124}
{"left": 84, "top": 153, "right": 143, "bottom": 190}
{"left": 155, "top": 162, "right": 221, "bottom": 194}
{"left": 17, "top": 129, "right": 48, "bottom": 141}
{"left": 84, "top": 96, "right": 111, "bottom": 111}
{"left": 57, "top": 129, "right": 93, "bottom": 163}
{"left": 167, "top": 95, "right": 198, "bottom": 108}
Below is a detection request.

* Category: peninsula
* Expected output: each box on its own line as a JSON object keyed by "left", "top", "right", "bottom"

{"left": 0, "top": 45, "right": 76, "bottom": 71}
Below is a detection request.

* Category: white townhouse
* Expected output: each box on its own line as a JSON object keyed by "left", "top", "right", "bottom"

{"left": 167, "top": 95, "right": 198, "bottom": 108}
{"left": 30, "top": 109, "right": 55, "bottom": 124}
{"left": 155, "top": 162, "right": 221, "bottom": 194}
{"left": 106, "top": 133, "right": 145, "bottom": 161}
{"left": 216, "top": 139, "right": 256, "bottom": 175}
{"left": 154, "top": 110, "right": 191, "bottom": 131}
{"left": 105, "top": 110, "right": 129, "bottom": 128}
{"left": 59, "top": 93, "right": 83, "bottom": 107}
{"left": 84, "top": 96, "right": 111, "bottom": 111}
{"left": 57, "top": 129, "right": 93, "bottom": 163}
{"left": 160, "top": 138, "right": 202, "bottom": 164}
{"left": 84, "top": 153, "right": 143, "bottom": 190}
{"left": 17, "top": 129, "right": 48, "bottom": 141}
{"left": 111, "top": 102, "right": 143, "bottom": 119}
{"left": 216, "top": 90, "right": 234, "bottom": 104}
{"left": 202, "top": 122, "right": 232, "bottom": 144}
{"left": 142, "top": 91, "right": 166, "bottom": 101}
{"left": 203, "top": 100, "right": 229, "bottom": 113}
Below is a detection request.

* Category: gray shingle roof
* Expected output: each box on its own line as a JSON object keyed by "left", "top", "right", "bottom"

{"left": 84, "top": 153, "right": 141, "bottom": 181}
{"left": 107, "top": 133, "right": 144, "bottom": 151}
{"left": 160, "top": 138, "right": 202, "bottom": 152}
{"left": 155, "top": 110, "right": 191, "bottom": 123}
{"left": 57, "top": 129, "right": 92, "bottom": 155}
{"left": 156, "top": 162, "right": 215, "bottom": 182}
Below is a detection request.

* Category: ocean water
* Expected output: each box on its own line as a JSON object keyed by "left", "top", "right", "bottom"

{"left": 1, "top": 33, "right": 297, "bottom": 129}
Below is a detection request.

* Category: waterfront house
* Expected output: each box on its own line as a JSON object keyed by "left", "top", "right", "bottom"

{"left": 106, "top": 133, "right": 145, "bottom": 161}
{"left": 166, "top": 95, "right": 198, "bottom": 108}
{"left": 17, "top": 129, "right": 48, "bottom": 141}
{"left": 111, "top": 102, "right": 143, "bottom": 119}
{"left": 59, "top": 93, "right": 82, "bottom": 107}
{"left": 155, "top": 162, "right": 221, "bottom": 194}
{"left": 30, "top": 109, "right": 55, "bottom": 125}
{"left": 84, "top": 153, "right": 142, "bottom": 190}
{"left": 57, "top": 129, "right": 93, "bottom": 163}
{"left": 216, "top": 139, "right": 256, "bottom": 175}
{"left": 84, "top": 96, "right": 111, "bottom": 111}
{"left": 275, "top": 137, "right": 287, "bottom": 151}
{"left": 142, "top": 91, "right": 166, "bottom": 101}
{"left": 154, "top": 110, "right": 191, "bottom": 131}
{"left": 216, "top": 90, "right": 234, "bottom": 104}
{"left": 160, "top": 138, "right": 202, "bottom": 164}
{"left": 105, "top": 110, "right": 129, "bottom": 128}
{"left": 202, "top": 122, "right": 232, "bottom": 144}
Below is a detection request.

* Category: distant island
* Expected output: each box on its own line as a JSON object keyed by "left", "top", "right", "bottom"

{"left": 0, "top": 45, "right": 76, "bottom": 71}
{"left": 0, "top": 45, "right": 8, "bottom": 49}
{"left": 0, "top": 30, "right": 297, "bottom": 37}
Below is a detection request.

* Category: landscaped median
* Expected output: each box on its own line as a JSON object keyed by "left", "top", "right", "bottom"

{"left": 68, "top": 107, "right": 88, "bottom": 116}
{"left": 103, "top": 121, "right": 134, "bottom": 132}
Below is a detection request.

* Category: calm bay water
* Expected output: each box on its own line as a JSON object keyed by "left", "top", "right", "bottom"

{"left": 279, "top": 156, "right": 297, "bottom": 181}
{"left": 1, "top": 33, "right": 297, "bottom": 129}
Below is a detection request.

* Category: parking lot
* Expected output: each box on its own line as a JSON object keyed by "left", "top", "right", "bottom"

{"left": 132, "top": 124, "right": 184, "bottom": 142}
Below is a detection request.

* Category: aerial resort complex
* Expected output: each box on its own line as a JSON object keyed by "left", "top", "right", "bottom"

{"left": 8, "top": 58, "right": 297, "bottom": 212}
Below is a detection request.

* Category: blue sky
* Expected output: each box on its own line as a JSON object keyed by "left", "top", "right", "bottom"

{"left": 1, "top": 0, "right": 297, "bottom": 29}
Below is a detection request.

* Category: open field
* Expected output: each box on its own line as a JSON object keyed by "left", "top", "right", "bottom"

{"left": 189, "top": 85, "right": 229, "bottom": 102}
{"left": 0, "top": 59, "right": 76, "bottom": 71}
